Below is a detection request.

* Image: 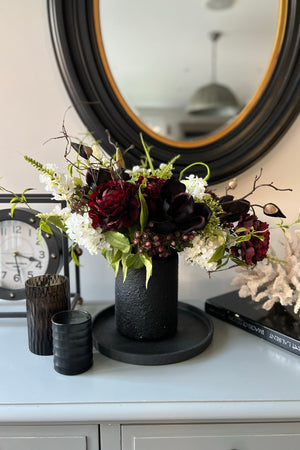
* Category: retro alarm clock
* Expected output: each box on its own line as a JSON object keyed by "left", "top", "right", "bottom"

{"left": 0, "top": 208, "right": 63, "bottom": 300}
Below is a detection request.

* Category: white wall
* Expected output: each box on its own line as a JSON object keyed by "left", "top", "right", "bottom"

{"left": 1, "top": 1, "right": 299, "bottom": 304}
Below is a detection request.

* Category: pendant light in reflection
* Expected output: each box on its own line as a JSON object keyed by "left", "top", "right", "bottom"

{"left": 204, "top": 0, "right": 236, "bottom": 10}
{"left": 186, "top": 31, "right": 241, "bottom": 116}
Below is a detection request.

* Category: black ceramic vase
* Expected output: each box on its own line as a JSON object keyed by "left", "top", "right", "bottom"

{"left": 115, "top": 251, "right": 178, "bottom": 341}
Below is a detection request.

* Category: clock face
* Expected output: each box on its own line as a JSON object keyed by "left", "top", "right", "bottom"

{"left": 0, "top": 219, "right": 50, "bottom": 291}
{"left": 0, "top": 208, "right": 63, "bottom": 300}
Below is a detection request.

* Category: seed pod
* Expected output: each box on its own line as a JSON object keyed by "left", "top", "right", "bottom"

{"left": 263, "top": 203, "right": 286, "bottom": 218}
{"left": 228, "top": 178, "right": 237, "bottom": 190}
{"left": 71, "top": 142, "right": 93, "bottom": 159}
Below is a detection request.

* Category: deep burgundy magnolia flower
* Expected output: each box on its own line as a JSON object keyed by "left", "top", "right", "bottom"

{"left": 219, "top": 194, "right": 250, "bottom": 223}
{"left": 231, "top": 213, "right": 270, "bottom": 265}
{"left": 150, "top": 176, "right": 212, "bottom": 234}
{"left": 137, "top": 176, "right": 166, "bottom": 217}
{"left": 88, "top": 179, "right": 139, "bottom": 231}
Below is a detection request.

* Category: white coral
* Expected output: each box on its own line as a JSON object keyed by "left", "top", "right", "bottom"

{"left": 232, "top": 230, "right": 300, "bottom": 313}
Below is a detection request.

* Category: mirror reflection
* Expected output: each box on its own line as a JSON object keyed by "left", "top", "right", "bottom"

{"left": 100, "top": 0, "right": 279, "bottom": 142}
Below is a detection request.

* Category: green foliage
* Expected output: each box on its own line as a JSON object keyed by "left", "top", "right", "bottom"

{"left": 179, "top": 162, "right": 210, "bottom": 181}
{"left": 138, "top": 184, "right": 149, "bottom": 231}
{"left": 104, "top": 231, "right": 131, "bottom": 253}
{"left": 24, "top": 156, "right": 55, "bottom": 177}
{"left": 140, "top": 133, "right": 155, "bottom": 175}
{"left": 156, "top": 155, "right": 181, "bottom": 179}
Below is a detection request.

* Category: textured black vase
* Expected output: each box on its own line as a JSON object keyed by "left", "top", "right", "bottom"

{"left": 25, "top": 275, "right": 69, "bottom": 355}
{"left": 115, "top": 251, "right": 178, "bottom": 341}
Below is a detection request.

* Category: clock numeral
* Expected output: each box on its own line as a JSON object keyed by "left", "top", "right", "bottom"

{"left": 13, "top": 225, "right": 21, "bottom": 234}
{"left": 39, "top": 251, "right": 45, "bottom": 259}
{"left": 1, "top": 271, "right": 7, "bottom": 279}
{"left": 13, "top": 274, "right": 21, "bottom": 283}
{"left": 35, "top": 261, "right": 42, "bottom": 269}
{"left": 27, "top": 271, "right": 33, "bottom": 278}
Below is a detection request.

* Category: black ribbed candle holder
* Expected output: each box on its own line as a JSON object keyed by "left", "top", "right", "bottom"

{"left": 25, "top": 275, "right": 69, "bottom": 355}
{"left": 52, "top": 310, "right": 93, "bottom": 375}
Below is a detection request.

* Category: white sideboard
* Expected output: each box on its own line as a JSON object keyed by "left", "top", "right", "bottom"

{"left": 1, "top": 299, "right": 300, "bottom": 450}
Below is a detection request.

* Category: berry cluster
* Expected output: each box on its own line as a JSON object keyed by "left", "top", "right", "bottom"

{"left": 70, "top": 186, "right": 91, "bottom": 214}
{"left": 133, "top": 228, "right": 195, "bottom": 258}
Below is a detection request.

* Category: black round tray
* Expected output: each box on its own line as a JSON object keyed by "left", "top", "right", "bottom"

{"left": 92, "top": 302, "right": 214, "bottom": 365}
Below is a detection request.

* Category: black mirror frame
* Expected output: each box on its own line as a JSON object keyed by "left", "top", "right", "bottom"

{"left": 48, "top": 0, "right": 300, "bottom": 183}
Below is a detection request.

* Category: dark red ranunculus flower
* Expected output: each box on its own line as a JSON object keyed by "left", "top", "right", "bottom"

{"left": 150, "top": 176, "right": 212, "bottom": 234}
{"left": 88, "top": 179, "right": 139, "bottom": 231}
{"left": 137, "top": 176, "right": 166, "bottom": 217}
{"left": 231, "top": 213, "right": 270, "bottom": 265}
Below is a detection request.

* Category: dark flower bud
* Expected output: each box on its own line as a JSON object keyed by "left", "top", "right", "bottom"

{"left": 86, "top": 168, "right": 112, "bottom": 190}
{"left": 263, "top": 203, "right": 286, "bottom": 218}
{"left": 219, "top": 195, "right": 250, "bottom": 223}
{"left": 71, "top": 142, "right": 93, "bottom": 159}
{"left": 116, "top": 168, "right": 130, "bottom": 181}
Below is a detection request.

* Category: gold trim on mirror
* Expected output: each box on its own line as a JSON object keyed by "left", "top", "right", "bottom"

{"left": 93, "top": 0, "right": 287, "bottom": 149}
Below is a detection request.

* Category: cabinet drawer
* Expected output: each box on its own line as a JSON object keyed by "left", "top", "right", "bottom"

{"left": 0, "top": 425, "right": 99, "bottom": 450}
{"left": 0, "top": 436, "right": 85, "bottom": 450}
{"left": 122, "top": 423, "right": 300, "bottom": 450}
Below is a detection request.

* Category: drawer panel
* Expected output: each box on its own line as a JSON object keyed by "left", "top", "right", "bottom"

{"left": 122, "top": 423, "right": 300, "bottom": 450}
{"left": 0, "top": 425, "right": 98, "bottom": 450}
{"left": 0, "top": 436, "right": 85, "bottom": 450}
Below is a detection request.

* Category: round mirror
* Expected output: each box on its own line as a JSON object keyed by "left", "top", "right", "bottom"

{"left": 100, "top": 0, "right": 279, "bottom": 142}
{"left": 48, "top": 0, "right": 300, "bottom": 182}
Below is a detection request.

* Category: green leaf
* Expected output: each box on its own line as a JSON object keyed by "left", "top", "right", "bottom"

{"left": 10, "top": 202, "right": 18, "bottom": 217}
{"left": 235, "top": 227, "right": 249, "bottom": 233}
{"left": 37, "top": 227, "right": 43, "bottom": 246}
{"left": 39, "top": 219, "right": 53, "bottom": 234}
{"left": 138, "top": 185, "right": 149, "bottom": 231}
{"left": 104, "top": 231, "right": 131, "bottom": 253}
{"left": 140, "top": 133, "right": 155, "bottom": 175}
{"left": 121, "top": 255, "right": 129, "bottom": 282}
{"left": 111, "top": 249, "right": 122, "bottom": 264}
{"left": 126, "top": 253, "right": 144, "bottom": 269}
{"left": 68, "top": 164, "right": 73, "bottom": 177}
{"left": 208, "top": 245, "right": 225, "bottom": 263}
{"left": 47, "top": 215, "right": 66, "bottom": 232}
{"left": 230, "top": 256, "right": 249, "bottom": 266}
{"left": 139, "top": 253, "right": 152, "bottom": 288}
{"left": 9, "top": 196, "right": 20, "bottom": 204}
{"left": 237, "top": 234, "right": 252, "bottom": 242}
{"left": 255, "top": 235, "right": 265, "bottom": 241}
{"left": 111, "top": 259, "right": 120, "bottom": 277}
{"left": 102, "top": 248, "right": 114, "bottom": 265}
{"left": 71, "top": 245, "right": 80, "bottom": 266}
{"left": 158, "top": 154, "right": 181, "bottom": 178}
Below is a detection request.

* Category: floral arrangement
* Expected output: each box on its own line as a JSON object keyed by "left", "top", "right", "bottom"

{"left": 3, "top": 130, "right": 291, "bottom": 286}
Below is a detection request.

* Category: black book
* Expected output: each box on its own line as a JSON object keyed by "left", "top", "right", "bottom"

{"left": 205, "top": 291, "right": 300, "bottom": 356}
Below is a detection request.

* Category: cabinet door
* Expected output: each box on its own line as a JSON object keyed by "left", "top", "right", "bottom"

{"left": 122, "top": 423, "right": 300, "bottom": 450}
{"left": 0, "top": 425, "right": 99, "bottom": 450}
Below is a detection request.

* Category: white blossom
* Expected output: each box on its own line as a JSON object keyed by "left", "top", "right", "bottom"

{"left": 65, "top": 212, "right": 106, "bottom": 255}
{"left": 182, "top": 175, "right": 207, "bottom": 201}
{"left": 39, "top": 163, "right": 76, "bottom": 201}
{"left": 183, "top": 231, "right": 226, "bottom": 271}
